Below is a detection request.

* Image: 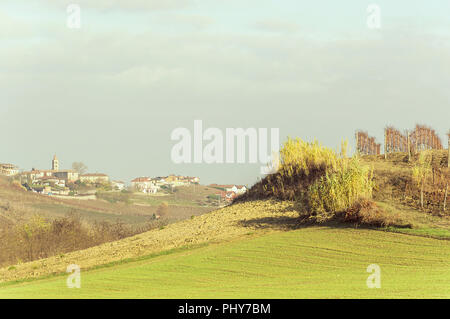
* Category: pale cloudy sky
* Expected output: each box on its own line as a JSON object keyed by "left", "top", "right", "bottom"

{"left": 1, "top": 0, "right": 449, "bottom": 185}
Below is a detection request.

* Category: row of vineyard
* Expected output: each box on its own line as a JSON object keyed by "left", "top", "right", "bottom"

{"left": 356, "top": 124, "right": 450, "bottom": 157}
{"left": 355, "top": 131, "right": 381, "bottom": 155}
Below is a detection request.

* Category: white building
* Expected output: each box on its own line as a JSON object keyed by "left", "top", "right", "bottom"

{"left": 112, "top": 180, "right": 126, "bottom": 191}
{"left": 0, "top": 163, "right": 19, "bottom": 176}
{"left": 235, "top": 185, "right": 247, "bottom": 194}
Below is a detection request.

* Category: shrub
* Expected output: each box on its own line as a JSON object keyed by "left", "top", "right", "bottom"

{"left": 237, "top": 138, "right": 375, "bottom": 223}
{"left": 156, "top": 202, "right": 169, "bottom": 217}
{"left": 303, "top": 156, "right": 374, "bottom": 217}
{"left": 294, "top": 142, "right": 374, "bottom": 222}
{"left": 0, "top": 214, "right": 166, "bottom": 268}
{"left": 339, "top": 199, "right": 397, "bottom": 227}
{"left": 279, "top": 137, "right": 341, "bottom": 175}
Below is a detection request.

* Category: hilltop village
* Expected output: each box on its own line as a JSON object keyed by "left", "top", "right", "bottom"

{"left": 0, "top": 155, "right": 246, "bottom": 203}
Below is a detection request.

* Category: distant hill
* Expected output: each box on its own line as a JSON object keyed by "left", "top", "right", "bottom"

{"left": 0, "top": 176, "right": 217, "bottom": 267}
{"left": 0, "top": 177, "right": 219, "bottom": 227}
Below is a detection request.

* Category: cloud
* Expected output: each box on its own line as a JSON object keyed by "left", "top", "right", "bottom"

{"left": 12, "top": 0, "right": 194, "bottom": 11}
{"left": 164, "top": 14, "right": 215, "bottom": 30}
{"left": 0, "top": 10, "right": 33, "bottom": 38}
{"left": 1, "top": 3, "right": 450, "bottom": 184}
{"left": 253, "top": 19, "right": 299, "bottom": 34}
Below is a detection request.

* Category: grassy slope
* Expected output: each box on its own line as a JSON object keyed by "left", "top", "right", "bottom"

{"left": 0, "top": 198, "right": 449, "bottom": 298}
{"left": 0, "top": 201, "right": 299, "bottom": 283}
{"left": 377, "top": 201, "right": 450, "bottom": 239}
{"left": 0, "top": 226, "right": 448, "bottom": 298}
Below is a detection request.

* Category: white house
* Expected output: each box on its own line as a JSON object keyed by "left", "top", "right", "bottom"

{"left": 0, "top": 163, "right": 19, "bottom": 176}
{"left": 112, "top": 180, "right": 125, "bottom": 191}
{"left": 145, "top": 184, "right": 159, "bottom": 194}
{"left": 131, "top": 177, "right": 153, "bottom": 190}
{"left": 235, "top": 185, "right": 247, "bottom": 194}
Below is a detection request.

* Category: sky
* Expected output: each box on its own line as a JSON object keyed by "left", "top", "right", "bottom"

{"left": 1, "top": 0, "right": 449, "bottom": 186}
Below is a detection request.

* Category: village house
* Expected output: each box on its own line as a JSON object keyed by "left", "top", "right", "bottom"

{"left": 146, "top": 184, "right": 159, "bottom": 194}
{"left": 22, "top": 168, "right": 78, "bottom": 184}
{"left": 131, "top": 177, "right": 155, "bottom": 192}
{"left": 235, "top": 185, "right": 247, "bottom": 194}
{"left": 36, "top": 176, "right": 66, "bottom": 187}
{"left": 226, "top": 191, "right": 237, "bottom": 201}
{"left": 164, "top": 175, "right": 179, "bottom": 183}
{"left": 209, "top": 184, "right": 247, "bottom": 202}
{"left": 20, "top": 155, "right": 78, "bottom": 183}
{"left": 111, "top": 180, "right": 126, "bottom": 191}
{"left": 187, "top": 176, "right": 200, "bottom": 184}
{"left": 53, "top": 170, "right": 79, "bottom": 182}
{"left": 131, "top": 175, "right": 200, "bottom": 193}
{"left": 0, "top": 163, "right": 19, "bottom": 176}
{"left": 169, "top": 178, "right": 189, "bottom": 188}
{"left": 156, "top": 175, "right": 199, "bottom": 187}
{"left": 17, "top": 155, "right": 115, "bottom": 196}
{"left": 22, "top": 169, "right": 55, "bottom": 181}
{"left": 151, "top": 177, "right": 167, "bottom": 186}
{"left": 212, "top": 190, "right": 235, "bottom": 204}
{"left": 209, "top": 184, "right": 247, "bottom": 194}
{"left": 80, "top": 173, "right": 109, "bottom": 184}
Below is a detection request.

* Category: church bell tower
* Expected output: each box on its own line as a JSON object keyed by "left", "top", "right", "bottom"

{"left": 52, "top": 154, "right": 59, "bottom": 171}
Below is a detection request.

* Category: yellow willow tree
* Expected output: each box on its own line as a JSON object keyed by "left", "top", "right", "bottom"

{"left": 412, "top": 151, "right": 432, "bottom": 209}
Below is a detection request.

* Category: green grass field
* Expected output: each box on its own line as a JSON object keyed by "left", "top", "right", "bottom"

{"left": 1, "top": 226, "right": 448, "bottom": 299}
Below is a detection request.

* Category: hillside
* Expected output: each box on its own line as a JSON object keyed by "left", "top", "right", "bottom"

{"left": 0, "top": 200, "right": 296, "bottom": 283}
{"left": 238, "top": 149, "right": 449, "bottom": 214}
{"left": 0, "top": 150, "right": 449, "bottom": 298}
{"left": 361, "top": 150, "right": 449, "bottom": 214}
{"left": 0, "top": 176, "right": 218, "bottom": 267}
{"left": 0, "top": 200, "right": 449, "bottom": 298}
{"left": 1, "top": 196, "right": 449, "bottom": 280}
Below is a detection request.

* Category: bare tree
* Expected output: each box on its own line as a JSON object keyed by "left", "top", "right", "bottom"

{"left": 72, "top": 162, "right": 88, "bottom": 175}
{"left": 412, "top": 152, "right": 432, "bottom": 210}
{"left": 447, "top": 130, "right": 450, "bottom": 168}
